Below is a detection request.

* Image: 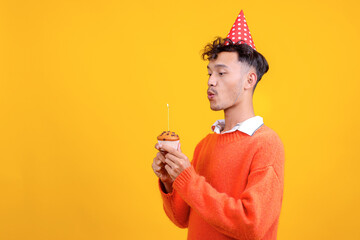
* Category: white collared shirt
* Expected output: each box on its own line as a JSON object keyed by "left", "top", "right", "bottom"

{"left": 211, "top": 116, "right": 264, "bottom": 136}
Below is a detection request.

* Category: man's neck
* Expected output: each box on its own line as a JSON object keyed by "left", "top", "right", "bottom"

{"left": 221, "top": 98, "right": 255, "bottom": 133}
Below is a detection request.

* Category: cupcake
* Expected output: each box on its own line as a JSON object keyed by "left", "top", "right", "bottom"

{"left": 157, "top": 131, "right": 180, "bottom": 151}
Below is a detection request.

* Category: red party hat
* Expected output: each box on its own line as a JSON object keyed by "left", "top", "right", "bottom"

{"left": 225, "top": 10, "right": 256, "bottom": 50}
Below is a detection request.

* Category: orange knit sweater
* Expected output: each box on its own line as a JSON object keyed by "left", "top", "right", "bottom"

{"left": 158, "top": 124, "right": 285, "bottom": 240}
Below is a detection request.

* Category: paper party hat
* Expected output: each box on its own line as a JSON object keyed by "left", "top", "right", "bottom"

{"left": 225, "top": 10, "right": 256, "bottom": 50}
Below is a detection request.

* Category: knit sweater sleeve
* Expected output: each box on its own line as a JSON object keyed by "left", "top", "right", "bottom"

{"left": 172, "top": 136, "right": 285, "bottom": 239}
{"left": 158, "top": 179, "right": 190, "bottom": 228}
{"left": 158, "top": 137, "right": 205, "bottom": 228}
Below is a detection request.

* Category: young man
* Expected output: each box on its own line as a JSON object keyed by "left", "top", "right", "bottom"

{"left": 152, "top": 10, "right": 285, "bottom": 240}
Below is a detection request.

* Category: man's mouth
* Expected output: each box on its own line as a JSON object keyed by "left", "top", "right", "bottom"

{"left": 207, "top": 90, "right": 216, "bottom": 100}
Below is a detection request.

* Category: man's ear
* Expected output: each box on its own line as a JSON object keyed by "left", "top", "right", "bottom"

{"left": 244, "top": 69, "right": 257, "bottom": 90}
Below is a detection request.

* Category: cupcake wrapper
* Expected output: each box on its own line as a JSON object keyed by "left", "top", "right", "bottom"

{"left": 158, "top": 140, "right": 180, "bottom": 150}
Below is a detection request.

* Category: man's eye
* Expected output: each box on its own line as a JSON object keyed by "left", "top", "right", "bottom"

{"left": 208, "top": 73, "right": 212, "bottom": 77}
{"left": 219, "top": 72, "right": 225, "bottom": 76}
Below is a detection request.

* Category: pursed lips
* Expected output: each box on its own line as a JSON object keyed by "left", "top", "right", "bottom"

{"left": 207, "top": 89, "right": 216, "bottom": 100}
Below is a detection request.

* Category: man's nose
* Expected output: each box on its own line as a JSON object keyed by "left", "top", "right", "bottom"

{"left": 208, "top": 75, "right": 217, "bottom": 87}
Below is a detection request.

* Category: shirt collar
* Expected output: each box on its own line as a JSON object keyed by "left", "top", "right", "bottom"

{"left": 211, "top": 116, "right": 264, "bottom": 136}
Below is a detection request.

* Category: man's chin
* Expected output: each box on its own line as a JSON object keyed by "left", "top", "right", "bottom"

{"left": 210, "top": 104, "right": 223, "bottom": 111}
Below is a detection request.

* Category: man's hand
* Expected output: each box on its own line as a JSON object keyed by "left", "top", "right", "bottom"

{"left": 152, "top": 143, "right": 174, "bottom": 193}
{"left": 159, "top": 143, "right": 191, "bottom": 181}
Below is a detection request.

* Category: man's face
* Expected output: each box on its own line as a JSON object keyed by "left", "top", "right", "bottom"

{"left": 207, "top": 51, "right": 250, "bottom": 111}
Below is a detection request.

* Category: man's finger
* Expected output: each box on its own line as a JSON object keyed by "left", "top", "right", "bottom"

{"left": 159, "top": 144, "right": 183, "bottom": 158}
{"left": 155, "top": 142, "right": 163, "bottom": 151}
{"left": 156, "top": 152, "right": 166, "bottom": 163}
{"left": 153, "top": 158, "right": 161, "bottom": 167}
{"left": 166, "top": 144, "right": 187, "bottom": 160}
{"left": 164, "top": 164, "right": 174, "bottom": 179}
{"left": 156, "top": 159, "right": 161, "bottom": 165}
{"left": 165, "top": 158, "right": 176, "bottom": 169}
{"left": 152, "top": 161, "right": 161, "bottom": 173}
{"left": 165, "top": 153, "right": 181, "bottom": 165}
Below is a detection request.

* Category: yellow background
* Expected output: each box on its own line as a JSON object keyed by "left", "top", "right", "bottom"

{"left": 1, "top": 0, "right": 359, "bottom": 239}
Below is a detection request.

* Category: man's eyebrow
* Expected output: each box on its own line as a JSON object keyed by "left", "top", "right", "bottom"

{"left": 207, "top": 64, "right": 229, "bottom": 69}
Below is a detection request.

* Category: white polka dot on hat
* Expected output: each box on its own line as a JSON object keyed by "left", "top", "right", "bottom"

{"left": 224, "top": 10, "right": 256, "bottom": 50}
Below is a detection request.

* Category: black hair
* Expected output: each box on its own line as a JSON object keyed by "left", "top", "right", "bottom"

{"left": 201, "top": 37, "right": 269, "bottom": 92}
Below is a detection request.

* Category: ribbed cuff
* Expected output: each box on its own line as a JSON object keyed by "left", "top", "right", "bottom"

{"left": 173, "top": 166, "right": 196, "bottom": 191}
{"left": 158, "top": 178, "right": 174, "bottom": 199}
